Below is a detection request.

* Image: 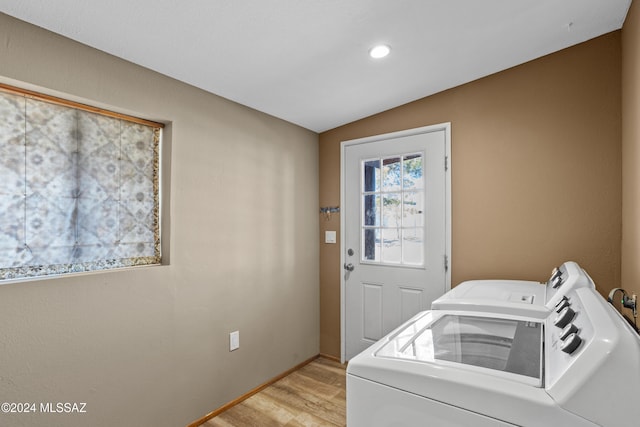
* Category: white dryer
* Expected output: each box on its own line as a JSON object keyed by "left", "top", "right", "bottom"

{"left": 347, "top": 281, "right": 640, "bottom": 426}
{"left": 431, "top": 261, "right": 594, "bottom": 317}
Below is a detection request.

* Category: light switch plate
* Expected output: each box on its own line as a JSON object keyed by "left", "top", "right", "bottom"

{"left": 229, "top": 330, "right": 239, "bottom": 351}
{"left": 325, "top": 231, "right": 337, "bottom": 244}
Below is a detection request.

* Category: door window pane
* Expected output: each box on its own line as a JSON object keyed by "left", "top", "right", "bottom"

{"left": 382, "top": 157, "right": 401, "bottom": 191}
{"left": 403, "top": 154, "right": 423, "bottom": 189}
{"left": 403, "top": 192, "right": 423, "bottom": 227}
{"left": 382, "top": 193, "right": 401, "bottom": 227}
{"left": 402, "top": 228, "right": 424, "bottom": 265}
{"left": 363, "top": 228, "right": 380, "bottom": 261}
{"left": 363, "top": 194, "right": 380, "bottom": 226}
{"left": 382, "top": 228, "right": 401, "bottom": 264}
{"left": 363, "top": 160, "right": 381, "bottom": 192}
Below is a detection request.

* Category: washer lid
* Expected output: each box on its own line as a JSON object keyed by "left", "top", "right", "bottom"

{"left": 375, "top": 312, "right": 543, "bottom": 383}
{"left": 439, "top": 280, "right": 545, "bottom": 303}
{"left": 431, "top": 280, "right": 548, "bottom": 317}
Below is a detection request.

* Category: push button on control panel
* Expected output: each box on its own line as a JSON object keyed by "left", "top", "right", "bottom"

{"left": 555, "top": 306, "right": 575, "bottom": 328}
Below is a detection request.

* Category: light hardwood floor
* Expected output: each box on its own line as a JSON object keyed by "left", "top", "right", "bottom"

{"left": 204, "top": 357, "right": 346, "bottom": 427}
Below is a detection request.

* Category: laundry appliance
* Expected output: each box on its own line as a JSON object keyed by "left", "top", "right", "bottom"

{"left": 431, "top": 261, "right": 594, "bottom": 318}
{"left": 347, "top": 270, "right": 640, "bottom": 426}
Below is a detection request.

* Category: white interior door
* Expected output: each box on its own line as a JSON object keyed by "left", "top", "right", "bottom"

{"left": 342, "top": 124, "right": 451, "bottom": 361}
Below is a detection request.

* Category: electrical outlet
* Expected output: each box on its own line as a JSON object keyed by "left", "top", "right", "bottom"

{"left": 229, "top": 330, "right": 240, "bottom": 351}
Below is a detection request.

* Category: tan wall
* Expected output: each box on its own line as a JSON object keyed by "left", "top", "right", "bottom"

{"left": 320, "top": 32, "right": 622, "bottom": 357}
{"left": 0, "top": 13, "right": 319, "bottom": 427}
{"left": 622, "top": 0, "right": 640, "bottom": 300}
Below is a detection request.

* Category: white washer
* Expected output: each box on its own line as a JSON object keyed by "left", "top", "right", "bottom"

{"left": 431, "top": 261, "right": 595, "bottom": 317}
{"left": 347, "top": 282, "right": 640, "bottom": 426}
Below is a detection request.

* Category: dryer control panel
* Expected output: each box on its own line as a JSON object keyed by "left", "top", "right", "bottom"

{"left": 543, "top": 261, "right": 595, "bottom": 310}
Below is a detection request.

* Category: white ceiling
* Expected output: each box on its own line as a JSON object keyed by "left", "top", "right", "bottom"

{"left": 0, "top": 0, "right": 632, "bottom": 132}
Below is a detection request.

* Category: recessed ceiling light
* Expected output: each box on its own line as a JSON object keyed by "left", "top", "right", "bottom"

{"left": 369, "top": 44, "right": 391, "bottom": 59}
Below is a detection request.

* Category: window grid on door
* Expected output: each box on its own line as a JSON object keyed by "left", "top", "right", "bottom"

{"left": 361, "top": 152, "right": 424, "bottom": 266}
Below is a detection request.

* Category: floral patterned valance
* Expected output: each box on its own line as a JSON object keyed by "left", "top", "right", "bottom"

{"left": 0, "top": 89, "right": 161, "bottom": 281}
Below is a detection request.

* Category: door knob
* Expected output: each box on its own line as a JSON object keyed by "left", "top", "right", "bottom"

{"left": 344, "top": 263, "right": 355, "bottom": 272}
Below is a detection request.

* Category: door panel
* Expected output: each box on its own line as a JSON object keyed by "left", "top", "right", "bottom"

{"left": 363, "top": 283, "right": 383, "bottom": 341}
{"left": 343, "top": 124, "right": 451, "bottom": 360}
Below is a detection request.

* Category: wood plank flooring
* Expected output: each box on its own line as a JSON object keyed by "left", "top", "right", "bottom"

{"left": 204, "top": 357, "right": 346, "bottom": 427}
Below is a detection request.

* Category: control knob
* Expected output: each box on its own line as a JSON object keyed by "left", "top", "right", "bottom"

{"left": 560, "top": 323, "right": 578, "bottom": 340}
{"left": 561, "top": 333, "right": 582, "bottom": 354}
{"left": 555, "top": 297, "right": 570, "bottom": 313}
{"left": 554, "top": 307, "right": 575, "bottom": 328}
{"left": 552, "top": 275, "right": 564, "bottom": 288}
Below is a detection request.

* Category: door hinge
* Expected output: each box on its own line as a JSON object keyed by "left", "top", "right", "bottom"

{"left": 445, "top": 156, "right": 449, "bottom": 171}
{"left": 444, "top": 255, "right": 449, "bottom": 272}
